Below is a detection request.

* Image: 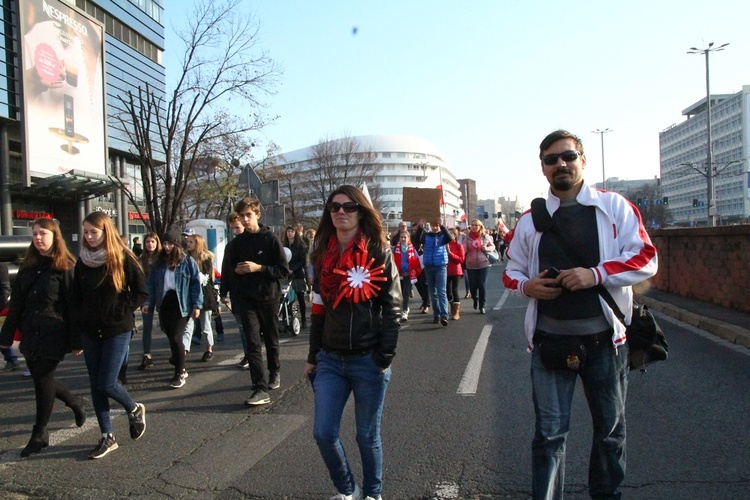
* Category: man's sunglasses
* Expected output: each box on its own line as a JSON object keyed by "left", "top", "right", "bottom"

{"left": 541, "top": 150, "right": 582, "bottom": 166}
{"left": 327, "top": 201, "right": 360, "bottom": 213}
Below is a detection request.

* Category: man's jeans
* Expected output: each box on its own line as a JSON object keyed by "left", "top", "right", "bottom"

{"left": 423, "top": 265, "right": 448, "bottom": 320}
{"left": 531, "top": 338, "right": 628, "bottom": 500}
{"left": 1, "top": 346, "right": 17, "bottom": 363}
{"left": 81, "top": 332, "right": 137, "bottom": 435}
{"left": 313, "top": 350, "right": 391, "bottom": 498}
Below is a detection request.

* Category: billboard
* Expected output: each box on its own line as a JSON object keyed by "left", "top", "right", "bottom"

{"left": 20, "top": 0, "right": 107, "bottom": 181}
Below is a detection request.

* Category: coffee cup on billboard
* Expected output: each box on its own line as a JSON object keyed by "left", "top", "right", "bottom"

{"left": 65, "top": 63, "right": 78, "bottom": 88}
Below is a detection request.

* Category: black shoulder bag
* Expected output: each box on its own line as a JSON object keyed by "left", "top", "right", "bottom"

{"left": 530, "top": 198, "right": 668, "bottom": 372}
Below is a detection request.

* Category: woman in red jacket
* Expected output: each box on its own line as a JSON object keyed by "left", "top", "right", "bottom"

{"left": 446, "top": 227, "right": 465, "bottom": 320}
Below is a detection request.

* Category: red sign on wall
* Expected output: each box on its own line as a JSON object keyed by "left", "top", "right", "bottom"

{"left": 13, "top": 210, "right": 53, "bottom": 220}
{"left": 128, "top": 211, "right": 149, "bottom": 220}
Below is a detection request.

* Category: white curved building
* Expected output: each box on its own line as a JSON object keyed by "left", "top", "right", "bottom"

{"left": 274, "top": 134, "right": 464, "bottom": 227}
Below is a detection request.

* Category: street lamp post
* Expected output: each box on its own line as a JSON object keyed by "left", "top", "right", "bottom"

{"left": 592, "top": 128, "right": 612, "bottom": 190}
{"left": 688, "top": 42, "right": 729, "bottom": 227}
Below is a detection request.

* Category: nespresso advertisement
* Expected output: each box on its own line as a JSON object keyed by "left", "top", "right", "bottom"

{"left": 20, "top": 0, "right": 106, "bottom": 181}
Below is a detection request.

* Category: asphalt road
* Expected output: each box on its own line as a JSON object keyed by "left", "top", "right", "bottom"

{"left": 1, "top": 264, "right": 748, "bottom": 499}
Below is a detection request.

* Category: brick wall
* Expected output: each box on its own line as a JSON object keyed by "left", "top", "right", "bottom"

{"left": 649, "top": 226, "right": 750, "bottom": 313}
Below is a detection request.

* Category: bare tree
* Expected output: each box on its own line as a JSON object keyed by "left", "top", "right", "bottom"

{"left": 628, "top": 183, "right": 672, "bottom": 229}
{"left": 307, "top": 134, "right": 380, "bottom": 204}
{"left": 113, "top": 0, "right": 279, "bottom": 234}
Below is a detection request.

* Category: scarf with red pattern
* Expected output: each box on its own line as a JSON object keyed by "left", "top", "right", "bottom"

{"left": 319, "top": 232, "right": 388, "bottom": 308}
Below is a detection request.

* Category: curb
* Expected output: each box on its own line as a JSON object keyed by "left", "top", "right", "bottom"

{"left": 638, "top": 295, "right": 750, "bottom": 349}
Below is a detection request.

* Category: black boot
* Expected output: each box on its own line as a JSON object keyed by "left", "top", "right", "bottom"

{"left": 21, "top": 425, "right": 48, "bottom": 457}
{"left": 68, "top": 399, "right": 87, "bottom": 427}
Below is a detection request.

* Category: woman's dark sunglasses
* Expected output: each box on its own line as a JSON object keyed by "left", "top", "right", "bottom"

{"left": 541, "top": 150, "right": 581, "bottom": 166}
{"left": 327, "top": 201, "right": 360, "bottom": 213}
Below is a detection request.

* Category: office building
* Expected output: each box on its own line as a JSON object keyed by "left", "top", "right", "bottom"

{"left": 0, "top": 0, "right": 165, "bottom": 245}
{"left": 659, "top": 85, "right": 750, "bottom": 226}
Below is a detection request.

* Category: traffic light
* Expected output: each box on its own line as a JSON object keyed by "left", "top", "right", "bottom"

{"left": 662, "top": 196, "right": 669, "bottom": 205}
{"left": 637, "top": 198, "right": 643, "bottom": 206}
{"left": 497, "top": 211, "right": 502, "bottom": 218}
{"left": 692, "top": 199, "right": 698, "bottom": 207}
{"left": 483, "top": 212, "right": 488, "bottom": 220}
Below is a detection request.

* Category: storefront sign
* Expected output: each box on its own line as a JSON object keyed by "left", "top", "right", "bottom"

{"left": 13, "top": 210, "right": 54, "bottom": 220}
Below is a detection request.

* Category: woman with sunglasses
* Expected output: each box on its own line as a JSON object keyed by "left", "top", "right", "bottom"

{"left": 0, "top": 218, "right": 85, "bottom": 457}
{"left": 71, "top": 212, "right": 148, "bottom": 459}
{"left": 304, "top": 185, "right": 402, "bottom": 500}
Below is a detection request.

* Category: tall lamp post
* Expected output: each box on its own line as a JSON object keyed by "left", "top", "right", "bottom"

{"left": 592, "top": 128, "right": 612, "bottom": 190}
{"left": 688, "top": 42, "right": 729, "bottom": 227}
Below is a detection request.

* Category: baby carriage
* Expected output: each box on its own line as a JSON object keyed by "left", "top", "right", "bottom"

{"left": 278, "top": 278, "right": 302, "bottom": 336}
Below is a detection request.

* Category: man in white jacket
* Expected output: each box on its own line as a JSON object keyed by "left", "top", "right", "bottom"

{"left": 503, "top": 130, "right": 657, "bottom": 500}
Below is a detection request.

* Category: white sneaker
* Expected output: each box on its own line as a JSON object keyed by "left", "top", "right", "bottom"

{"left": 330, "top": 484, "right": 361, "bottom": 500}
{"left": 364, "top": 496, "right": 382, "bottom": 500}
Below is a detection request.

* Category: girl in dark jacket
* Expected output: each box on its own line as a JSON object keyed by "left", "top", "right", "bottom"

{"left": 283, "top": 226, "right": 308, "bottom": 328}
{"left": 303, "top": 185, "right": 402, "bottom": 500}
{"left": 0, "top": 218, "right": 83, "bottom": 457}
{"left": 137, "top": 232, "right": 161, "bottom": 370}
{"left": 71, "top": 212, "right": 148, "bottom": 460}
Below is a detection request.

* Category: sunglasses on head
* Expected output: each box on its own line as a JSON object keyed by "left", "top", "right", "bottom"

{"left": 541, "top": 150, "right": 582, "bottom": 166}
{"left": 327, "top": 201, "right": 360, "bottom": 213}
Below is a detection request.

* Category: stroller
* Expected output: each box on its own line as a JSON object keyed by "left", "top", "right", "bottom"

{"left": 278, "top": 277, "right": 302, "bottom": 336}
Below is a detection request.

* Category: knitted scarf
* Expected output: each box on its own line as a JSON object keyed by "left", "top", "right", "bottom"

{"left": 79, "top": 247, "right": 107, "bottom": 268}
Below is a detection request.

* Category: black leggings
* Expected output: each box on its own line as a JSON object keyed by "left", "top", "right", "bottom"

{"left": 26, "top": 357, "right": 78, "bottom": 427}
{"left": 295, "top": 291, "right": 306, "bottom": 325}
{"left": 446, "top": 275, "right": 460, "bottom": 303}
{"left": 160, "top": 290, "right": 189, "bottom": 375}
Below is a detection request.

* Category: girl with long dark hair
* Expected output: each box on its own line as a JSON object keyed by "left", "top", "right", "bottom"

{"left": 142, "top": 227, "right": 202, "bottom": 389}
{"left": 0, "top": 218, "right": 84, "bottom": 457}
{"left": 304, "top": 185, "right": 402, "bottom": 500}
{"left": 137, "top": 232, "right": 161, "bottom": 370}
{"left": 282, "top": 225, "right": 308, "bottom": 329}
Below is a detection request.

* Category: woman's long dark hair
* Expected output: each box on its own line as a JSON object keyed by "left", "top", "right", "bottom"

{"left": 309, "top": 185, "right": 386, "bottom": 266}
{"left": 155, "top": 244, "right": 184, "bottom": 271}
{"left": 283, "top": 226, "right": 304, "bottom": 248}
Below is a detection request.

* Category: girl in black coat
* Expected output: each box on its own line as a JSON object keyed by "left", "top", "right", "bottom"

{"left": 283, "top": 226, "right": 308, "bottom": 328}
{"left": 0, "top": 218, "right": 84, "bottom": 457}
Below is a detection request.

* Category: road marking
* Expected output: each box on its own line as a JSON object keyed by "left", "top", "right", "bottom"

{"left": 492, "top": 289, "right": 509, "bottom": 310}
{"left": 457, "top": 324, "right": 492, "bottom": 396}
{"left": 432, "top": 481, "right": 459, "bottom": 498}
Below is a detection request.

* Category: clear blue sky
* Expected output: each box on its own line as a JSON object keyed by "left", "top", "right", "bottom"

{"left": 165, "top": 0, "right": 750, "bottom": 208}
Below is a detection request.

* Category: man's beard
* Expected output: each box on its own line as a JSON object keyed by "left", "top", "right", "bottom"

{"left": 551, "top": 177, "right": 574, "bottom": 191}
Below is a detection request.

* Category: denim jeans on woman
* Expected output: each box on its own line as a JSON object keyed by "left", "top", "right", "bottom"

{"left": 530, "top": 337, "right": 628, "bottom": 500}
{"left": 466, "top": 267, "right": 490, "bottom": 309}
{"left": 81, "top": 332, "right": 137, "bottom": 435}
{"left": 313, "top": 350, "right": 391, "bottom": 499}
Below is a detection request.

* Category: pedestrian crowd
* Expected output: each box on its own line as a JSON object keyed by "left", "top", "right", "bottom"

{"left": 0, "top": 129, "right": 658, "bottom": 500}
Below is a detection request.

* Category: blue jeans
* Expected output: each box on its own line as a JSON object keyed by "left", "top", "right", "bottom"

{"left": 531, "top": 337, "right": 628, "bottom": 500}
{"left": 467, "top": 267, "right": 490, "bottom": 308}
{"left": 141, "top": 307, "right": 154, "bottom": 354}
{"left": 313, "top": 350, "right": 391, "bottom": 498}
{"left": 81, "top": 332, "right": 137, "bottom": 435}
{"left": 423, "top": 265, "right": 448, "bottom": 320}
{"left": 183, "top": 310, "right": 214, "bottom": 352}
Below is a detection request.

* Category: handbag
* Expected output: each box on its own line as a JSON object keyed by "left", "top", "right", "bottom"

{"left": 597, "top": 289, "right": 668, "bottom": 371}
{"left": 485, "top": 249, "right": 500, "bottom": 264}
{"left": 536, "top": 333, "right": 587, "bottom": 371}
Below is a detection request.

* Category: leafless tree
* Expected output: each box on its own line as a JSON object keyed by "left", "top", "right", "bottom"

{"left": 629, "top": 183, "right": 673, "bottom": 229}
{"left": 113, "top": 0, "right": 279, "bottom": 234}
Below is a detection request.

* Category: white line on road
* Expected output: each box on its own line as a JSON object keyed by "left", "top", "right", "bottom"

{"left": 457, "top": 324, "right": 493, "bottom": 396}
{"left": 492, "top": 289, "right": 510, "bottom": 310}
